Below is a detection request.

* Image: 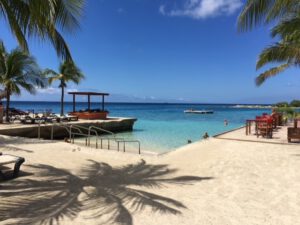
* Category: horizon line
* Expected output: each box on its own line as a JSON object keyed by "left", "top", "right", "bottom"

{"left": 4, "top": 100, "right": 275, "bottom": 105}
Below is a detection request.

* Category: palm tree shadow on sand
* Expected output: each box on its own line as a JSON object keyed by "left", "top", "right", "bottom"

{"left": 0, "top": 160, "right": 213, "bottom": 225}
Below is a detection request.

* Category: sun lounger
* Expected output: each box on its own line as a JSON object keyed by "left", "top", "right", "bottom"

{"left": 0, "top": 153, "right": 25, "bottom": 179}
{"left": 53, "top": 114, "right": 78, "bottom": 122}
{"left": 66, "top": 115, "right": 78, "bottom": 121}
{"left": 20, "top": 115, "right": 36, "bottom": 124}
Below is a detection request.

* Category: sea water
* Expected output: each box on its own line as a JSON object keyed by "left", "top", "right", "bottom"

{"left": 8, "top": 101, "right": 270, "bottom": 153}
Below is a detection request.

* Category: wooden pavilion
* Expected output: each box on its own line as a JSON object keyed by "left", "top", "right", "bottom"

{"left": 68, "top": 91, "right": 109, "bottom": 120}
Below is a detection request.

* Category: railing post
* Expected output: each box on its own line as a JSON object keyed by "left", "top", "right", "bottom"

{"left": 38, "top": 123, "right": 41, "bottom": 139}
{"left": 108, "top": 139, "right": 110, "bottom": 149}
{"left": 69, "top": 125, "right": 72, "bottom": 142}
{"left": 117, "top": 141, "right": 119, "bottom": 151}
{"left": 123, "top": 142, "right": 125, "bottom": 152}
{"left": 96, "top": 139, "right": 98, "bottom": 149}
{"left": 138, "top": 142, "right": 140, "bottom": 154}
{"left": 101, "top": 139, "right": 103, "bottom": 148}
{"left": 51, "top": 125, "right": 54, "bottom": 140}
{"left": 88, "top": 128, "right": 91, "bottom": 146}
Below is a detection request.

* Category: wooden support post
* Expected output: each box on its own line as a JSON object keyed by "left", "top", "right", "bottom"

{"left": 72, "top": 94, "right": 75, "bottom": 112}
{"left": 102, "top": 95, "right": 104, "bottom": 111}
{"left": 88, "top": 94, "right": 91, "bottom": 111}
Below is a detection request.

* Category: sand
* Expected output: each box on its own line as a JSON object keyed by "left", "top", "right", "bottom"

{"left": 0, "top": 128, "right": 300, "bottom": 225}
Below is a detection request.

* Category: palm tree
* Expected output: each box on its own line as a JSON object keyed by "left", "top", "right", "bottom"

{"left": 238, "top": 0, "right": 300, "bottom": 85}
{"left": 0, "top": 41, "right": 47, "bottom": 122}
{"left": 0, "top": 0, "right": 85, "bottom": 61}
{"left": 46, "top": 61, "right": 84, "bottom": 116}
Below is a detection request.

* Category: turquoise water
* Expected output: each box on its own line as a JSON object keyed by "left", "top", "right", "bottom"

{"left": 8, "top": 101, "right": 270, "bottom": 152}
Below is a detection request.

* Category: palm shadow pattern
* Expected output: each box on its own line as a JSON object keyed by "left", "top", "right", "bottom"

{"left": 0, "top": 159, "right": 212, "bottom": 225}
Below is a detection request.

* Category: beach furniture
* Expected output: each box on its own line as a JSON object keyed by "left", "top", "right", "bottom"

{"left": 245, "top": 119, "right": 257, "bottom": 135}
{"left": 0, "top": 152, "right": 25, "bottom": 179}
{"left": 66, "top": 114, "right": 79, "bottom": 121}
{"left": 54, "top": 114, "right": 79, "bottom": 122}
{"left": 256, "top": 119, "right": 273, "bottom": 138}
{"left": 20, "top": 115, "right": 36, "bottom": 124}
{"left": 294, "top": 118, "right": 300, "bottom": 128}
{"left": 288, "top": 119, "right": 300, "bottom": 142}
{"left": 288, "top": 128, "right": 300, "bottom": 142}
{"left": 246, "top": 115, "right": 274, "bottom": 138}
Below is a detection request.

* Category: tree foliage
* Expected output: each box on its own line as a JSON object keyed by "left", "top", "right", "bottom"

{"left": 0, "top": 40, "right": 46, "bottom": 121}
{"left": 45, "top": 61, "right": 84, "bottom": 115}
{"left": 0, "top": 0, "right": 85, "bottom": 61}
{"left": 238, "top": 0, "right": 300, "bottom": 85}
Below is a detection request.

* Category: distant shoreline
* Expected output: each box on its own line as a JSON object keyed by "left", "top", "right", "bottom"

{"left": 5, "top": 100, "right": 276, "bottom": 106}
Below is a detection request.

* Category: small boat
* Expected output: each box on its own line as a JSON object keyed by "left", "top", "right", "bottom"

{"left": 184, "top": 109, "right": 214, "bottom": 114}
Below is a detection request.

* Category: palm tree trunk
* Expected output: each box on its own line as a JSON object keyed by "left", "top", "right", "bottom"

{"left": 5, "top": 89, "right": 10, "bottom": 122}
{"left": 60, "top": 82, "right": 64, "bottom": 116}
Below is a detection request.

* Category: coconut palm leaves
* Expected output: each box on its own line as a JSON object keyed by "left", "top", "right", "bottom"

{"left": 238, "top": 0, "right": 300, "bottom": 85}
{"left": 46, "top": 61, "right": 84, "bottom": 115}
{"left": 0, "top": 160, "right": 211, "bottom": 225}
{"left": 238, "top": 0, "right": 299, "bottom": 31}
{"left": 0, "top": 41, "right": 46, "bottom": 122}
{"left": 0, "top": 0, "right": 85, "bottom": 61}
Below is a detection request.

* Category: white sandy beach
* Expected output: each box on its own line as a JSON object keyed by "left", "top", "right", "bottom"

{"left": 0, "top": 128, "right": 300, "bottom": 225}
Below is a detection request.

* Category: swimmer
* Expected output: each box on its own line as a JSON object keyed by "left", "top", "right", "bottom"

{"left": 203, "top": 132, "right": 209, "bottom": 139}
{"left": 224, "top": 119, "right": 228, "bottom": 126}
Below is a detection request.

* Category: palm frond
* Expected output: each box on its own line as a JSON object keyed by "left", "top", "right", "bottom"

{"left": 256, "top": 63, "right": 290, "bottom": 86}
{"left": 0, "top": 0, "right": 29, "bottom": 52}
{"left": 1, "top": 0, "right": 85, "bottom": 60}
{"left": 0, "top": 43, "right": 44, "bottom": 96}
{"left": 256, "top": 42, "right": 300, "bottom": 69}
{"left": 53, "top": 0, "right": 85, "bottom": 32}
{"left": 271, "top": 16, "right": 300, "bottom": 40}
{"left": 238, "top": 0, "right": 298, "bottom": 31}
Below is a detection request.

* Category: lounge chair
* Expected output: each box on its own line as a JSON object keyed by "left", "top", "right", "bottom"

{"left": 66, "top": 114, "right": 79, "bottom": 121}
{"left": 20, "top": 115, "right": 36, "bottom": 124}
{"left": 54, "top": 114, "right": 78, "bottom": 122}
{"left": 0, "top": 152, "right": 25, "bottom": 179}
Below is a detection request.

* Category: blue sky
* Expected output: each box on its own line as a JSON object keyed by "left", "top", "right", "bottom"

{"left": 1, "top": 0, "right": 299, "bottom": 103}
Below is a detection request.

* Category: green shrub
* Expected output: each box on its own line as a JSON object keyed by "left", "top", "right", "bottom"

{"left": 276, "top": 107, "right": 296, "bottom": 119}
{"left": 275, "top": 102, "right": 289, "bottom": 107}
{"left": 290, "top": 100, "right": 300, "bottom": 107}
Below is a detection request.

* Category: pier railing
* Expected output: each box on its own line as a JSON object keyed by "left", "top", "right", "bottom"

{"left": 40, "top": 122, "right": 141, "bottom": 154}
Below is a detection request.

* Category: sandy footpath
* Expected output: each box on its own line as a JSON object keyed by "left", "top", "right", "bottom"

{"left": 0, "top": 134, "right": 300, "bottom": 225}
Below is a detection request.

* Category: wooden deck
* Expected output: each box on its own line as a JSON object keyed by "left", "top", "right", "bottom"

{"left": 215, "top": 125, "right": 300, "bottom": 145}
{"left": 0, "top": 117, "right": 137, "bottom": 139}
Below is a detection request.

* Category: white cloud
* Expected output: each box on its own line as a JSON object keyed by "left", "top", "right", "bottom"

{"left": 159, "top": 5, "right": 166, "bottom": 14}
{"left": 66, "top": 88, "right": 79, "bottom": 93}
{"left": 37, "top": 87, "right": 60, "bottom": 95}
{"left": 159, "top": 0, "right": 242, "bottom": 19}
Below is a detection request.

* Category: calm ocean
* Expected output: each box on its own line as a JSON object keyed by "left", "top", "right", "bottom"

{"left": 8, "top": 101, "right": 270, "bottom": 153}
